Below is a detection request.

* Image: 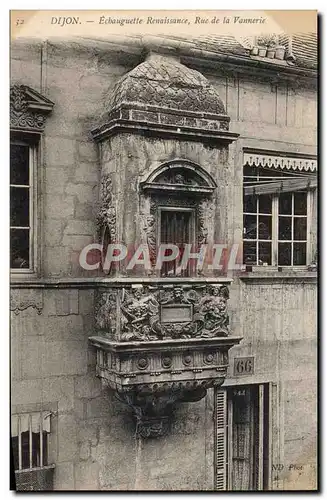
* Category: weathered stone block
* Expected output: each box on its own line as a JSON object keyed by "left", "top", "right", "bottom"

{"left": 76, "top": 420, "right": 99, "bottom": 447}
{"left": 64, "top": 220, "right": 95, "bottom": 236}
{"left": 11, "top": 379, "right": 43, "bottom": 406}
{"left": 74, "top": 461, "right": 99, "bottom": 490}
{"left": 44, "top": 220, "right": 64, "bottom": 246}
{"left": 77, "top": 141, "right": 99, "bottom": 162}
{"left": 10, "top": 289, "right": 43, "bottom": 316}
{"left": 43, "top": 246, "right": 71, "bottom": 276}
{"left": 74, "top": 163, "right": 99, "bottom": 183}
{"left": 85, "top": 396, "right": 111, "bottom": 420}
{"left": 42, "top": 376, "right": 75, "bottom": 412}
{"left": 65, "top": 183, "right": 96, "bottom": 203}
{"left": 45, "top": 137, "right": 76, "bottom": 167}
{"left": 21, "top": 340, "right": 43, "bottom": 379}
{"left": 79, "top": 289, "right": 94, "bottom": 315}
{"left": 46, "top": 194, "right": 75, "bottom": 220}
{"left": 57, "top": 414, "right": 78, "bottom": 462}
{"left": 44, "top": 289, "right": 79, "bottom": 316}
{"left": 75, "top": 202, "right": 94, "bottom": 220}
{"left": 79, "top": 441, "right": 91, "bottom": 461}
{"left": 41, "top": 340, "right": 88, "bottom": 377}
{"left": 44, "top": 167, "right": 70, "bottom": 194}
{"left": 74, "top": 372, "right": 102, "bottom": 399}
{"left": 53, "top": 462, "right": 75, "bottom": 490}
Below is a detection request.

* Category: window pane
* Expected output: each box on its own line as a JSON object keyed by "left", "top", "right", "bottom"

{"left": 10, "top": 228, "right": 29, "bottom": 268}
{"left": 10, "top": 144, "right": 29, "bottom": 185}
{"left": 279, "top": 193, "right": 292, "bottom": 215}
{"left": 278, "top": 242, "right": 291, "bottom": 266}
{"left": 258, "top": 194, "right": 272, "bottom": 214}
{"left": 244, "top": 215, "right": 257, "bottom": 240}
{"left": 244, "top": 165, "right": 257, "bottom": 178}
{"left": 278, "top": 216, "right": 292, "bottom": 240}
{"left": 10, "top": 187, "right": 29, "bottom": 227}
{"left": 243, "top": 241, "right": 257, "bottom": 265}
{"left": 294, "top": 192, "right": 307, "bottom": 215}
{"left": 244, "top": 195, "right": 257, "bottom": 213}
{"left": 259, "top": 242, "right": 272, "bottom": 265}
{"left": 293, "top": 242, "right": 307, "bottom": 265}
{"left": 294, "top": 217, "right": 307, "bottom": 241}
{"left": 258, "top": 216, "right": 272, "bottom": 239}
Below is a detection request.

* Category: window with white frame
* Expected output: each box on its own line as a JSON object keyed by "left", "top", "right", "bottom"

{"left": 243, "top": 154, "right": 317, "bottom": 267}
{"left": 10, "top": 84, "right": 54, "bottom": 275}
{"left": 10, "top": 141, "right": 36, "bottom": 272}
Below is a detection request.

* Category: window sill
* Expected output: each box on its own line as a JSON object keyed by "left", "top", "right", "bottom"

{"left": 239, "top": 266, "right": 317, "bottom": 283}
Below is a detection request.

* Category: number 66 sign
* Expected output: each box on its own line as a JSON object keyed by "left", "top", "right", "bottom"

{"left": 233, "top": 356, "right": 254, "bottom": 376}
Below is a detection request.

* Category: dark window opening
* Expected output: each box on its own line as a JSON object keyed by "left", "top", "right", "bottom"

{"left": 10, "top": 143, "right": 31, "bottom": 269}
{"left": 12, "top": 431, "right": 48, "bottom": 471}
{"left": 160, "top": 209, "right": 193, "bottom": 277}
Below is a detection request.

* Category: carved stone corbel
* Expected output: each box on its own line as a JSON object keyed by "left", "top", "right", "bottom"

{"left": 89, "top": 281, "right": 242, "bottom": 438}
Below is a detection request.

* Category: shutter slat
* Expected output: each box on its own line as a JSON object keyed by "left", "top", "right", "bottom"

{"left": 215, "top": 389, "right": 227, "bottom": 491}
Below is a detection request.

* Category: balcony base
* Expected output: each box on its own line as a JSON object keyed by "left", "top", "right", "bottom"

{"left": 89, "top": 335, "right": 242, "bottom": 438}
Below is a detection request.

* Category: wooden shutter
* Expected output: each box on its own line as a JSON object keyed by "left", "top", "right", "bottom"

{"left": 256, "top": 384, "right": 265, "bottom": 490}
{"left": 215, "top": 389, "right": 228, "bottom": 490}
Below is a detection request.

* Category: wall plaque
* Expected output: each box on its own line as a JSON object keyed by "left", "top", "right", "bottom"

{"left": 233, "top": 356, "right": 254, "bottom": 376}
{"left": 160, "top": 304, "right": 193, "bottom": 323}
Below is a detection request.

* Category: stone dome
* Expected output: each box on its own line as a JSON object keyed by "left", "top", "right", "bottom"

{"left": 107, "top": 54, "right": 226, "bottom": 116}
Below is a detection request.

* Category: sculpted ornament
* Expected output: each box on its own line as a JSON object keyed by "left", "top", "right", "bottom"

{"left": 118, "top": 284, "right": 230, "bottom": 341}
{"left": 97, "top": 174, "right": 116, "bottom": 242}
{"left": 10, "top": 85, "right": 54, "bottom": 132}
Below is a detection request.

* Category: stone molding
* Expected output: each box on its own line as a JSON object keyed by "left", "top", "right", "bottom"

{"left": 92, "top": 104, "right": 238, "bottom": 144}
{"left": 10, "top": 84, "right": 54, "bottom": 133}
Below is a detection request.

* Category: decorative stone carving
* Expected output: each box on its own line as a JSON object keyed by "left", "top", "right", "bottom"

{"left": 89, "top": 326, "right": 242, "bottom": 437}
{"left": 120, "top": 287, "right": 160, "bottom": 341}
{"left": 97, "top": 174, "right": 116, "bottom": 243}
{"left": 10, "top": 85, "right": 54, "bottom": 132}
{"left": 141, "top": 159, "right": 217, "bottom": 196}
{"left": 91, "top": 55, "right": 239, "bottom": 145}
{"left": 95, "top": 290, "right": 117, "bottom": 335}
{"left": 10, "top": 290, "right": 43, "bottom": 315}
{"left": 141, "top": 213, "right": 156, "bottom": 270}
{"left": 96, "top": 284, "right": 230, "bottom": 342}
{"left": 107, "top": 54, "right": 226, "bottom": 116}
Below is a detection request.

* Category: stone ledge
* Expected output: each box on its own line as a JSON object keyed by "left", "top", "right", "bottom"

{"left": 10, "top": 276, "right": 233, "bottom": 289}
{"left": 89, "top": 335, "right": 242, "bottom": 352}
{"left": 92, "top": 118, "right": 239, "bottom": 144}
{"left": 239, "top": 271, "right": 317, "bottom": 284}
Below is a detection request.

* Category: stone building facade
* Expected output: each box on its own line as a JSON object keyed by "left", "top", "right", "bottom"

{"left": 10, "top": 32, "right": 317, "bottom": 491}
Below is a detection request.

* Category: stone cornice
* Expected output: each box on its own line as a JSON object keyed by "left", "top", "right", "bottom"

{"left": 10, "top": 84, "right": 54, "bottom": 133}
{"left": 89, "top": 335, "right": 243, "bottom": 353}
{"left": 92, "top": 104, "right": 239, "bottom": 144}
{"left": 10, "top": 277, "right": 234, "bottom": 289}
{"left": 14, "top": 36, "right": 317, "bottom": 82}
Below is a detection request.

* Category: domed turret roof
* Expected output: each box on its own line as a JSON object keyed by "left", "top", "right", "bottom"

{"left": 107, "top": 54, "right": 226, "bottom": 116}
